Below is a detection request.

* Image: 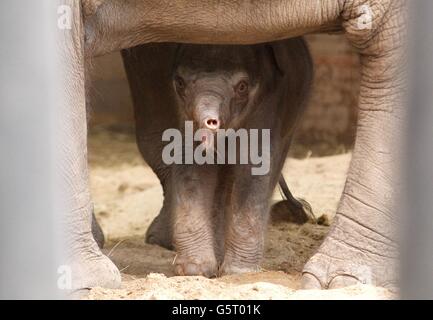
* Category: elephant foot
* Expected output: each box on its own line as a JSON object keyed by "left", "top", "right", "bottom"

{"left": 174, "top": 254, "right": 218, "bottom": 278}
{"left": 301, "top": 215, "right": 398, "bottom": 290}
{"left": 68, "top": 243, "right": 121, "bottom": 295}
{"left": 220, "top": 251, "right": 261, "bottom": 275}
{"left": 145, "top": 214, "right": 173, "bottom": 250}
{"left": 270, "top": 198, "right": 314, "bottom": 225}
{"left": 219, "top": 261, "right": 260, "bottom": 276}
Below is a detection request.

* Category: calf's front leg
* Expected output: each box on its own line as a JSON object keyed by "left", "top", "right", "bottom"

{"left": 171, "top": 165, "right": 219, "bottom": 277}
{"left": 221, "top": 170, "right": 271, "bottom": 275}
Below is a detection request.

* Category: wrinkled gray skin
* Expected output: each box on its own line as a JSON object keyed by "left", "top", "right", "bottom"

{"left": 60, "top": 0, "right": 404, "bottom": 291}
{"left": 121, "top": 40, "right": 312, "bottom": 276}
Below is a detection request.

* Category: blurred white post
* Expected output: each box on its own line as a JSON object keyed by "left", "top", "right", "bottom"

{"left": 402, "top": 0, "right": 433, "bottom": 299}
{"left": 0, "top": 0, "right": 71, "bottom": 299}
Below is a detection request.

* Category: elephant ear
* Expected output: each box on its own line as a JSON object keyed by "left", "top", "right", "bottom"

{"left": 266, "top": 41, "right": 290, "bottom": 76}
{"left": 266, "top": 38, "right": 312, "bottom": 77}
{"left": 171, "top": 43, "right": 183, "bottom": 73}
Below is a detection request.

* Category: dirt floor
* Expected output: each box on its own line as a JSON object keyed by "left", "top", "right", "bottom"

{"left": 86, "top": 126, "right": 395, "bottom": 300}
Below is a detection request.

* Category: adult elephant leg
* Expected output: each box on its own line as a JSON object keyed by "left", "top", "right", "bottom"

{"left": 60, "top": 1, "right": 120, "bottom": 291}
{"left": 121, "top": 44, "right": 179, "bottom": 250}
{"left": 302, "top": 1, "right": 405, "bottom": 289}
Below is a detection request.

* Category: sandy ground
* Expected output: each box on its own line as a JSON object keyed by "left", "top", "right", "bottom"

{"left": 86, "top": 126, "right": 395, "bottom": 300}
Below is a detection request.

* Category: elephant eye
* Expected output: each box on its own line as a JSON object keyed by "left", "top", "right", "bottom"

{"left": 174, "top": 75, "right": 186, "bottom": 96}
{"left": 235, "top": 80, "right": 249, "bottom": 97}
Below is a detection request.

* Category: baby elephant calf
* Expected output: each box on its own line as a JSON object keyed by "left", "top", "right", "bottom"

{"left": 121, "top": 38, "right": 313, "bottom": 277}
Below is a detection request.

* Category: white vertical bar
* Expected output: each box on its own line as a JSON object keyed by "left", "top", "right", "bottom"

{"left": 0, "top": 0, "right": 67, "bottom": 299}
{"left": 402, "top": 0, "right": 433, "bottom": 299}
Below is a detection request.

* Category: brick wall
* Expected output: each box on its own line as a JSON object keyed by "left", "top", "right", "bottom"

{"left": 294, "top": 35, "right": 360, "bottom": 154}
{"left": 88, "top": 35, "right": 360, "bottom": 153}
